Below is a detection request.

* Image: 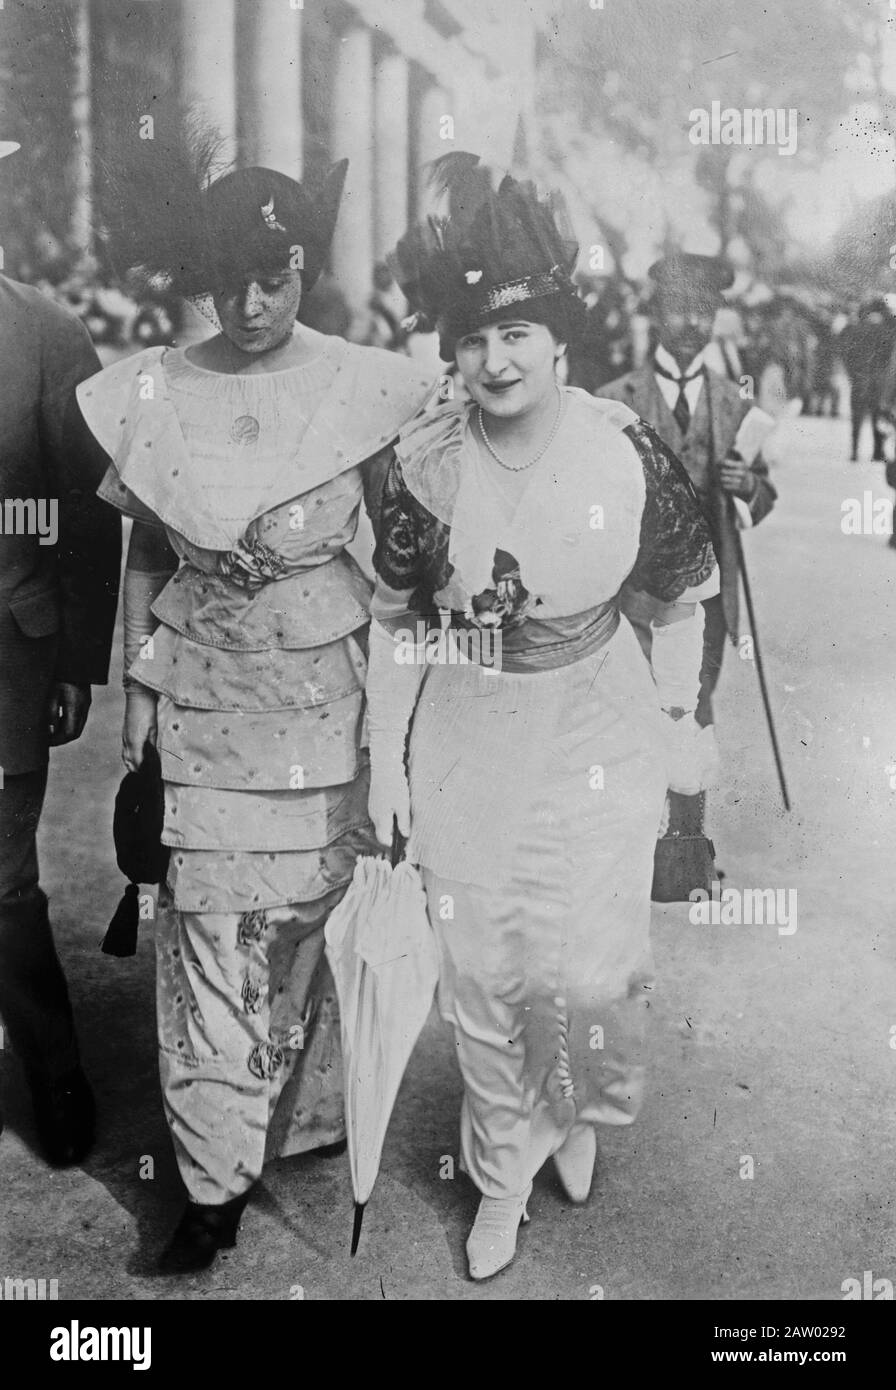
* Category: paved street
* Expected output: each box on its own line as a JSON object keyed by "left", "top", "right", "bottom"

{"left": 2, "top": 413, "right": 894, "bottom": 1301}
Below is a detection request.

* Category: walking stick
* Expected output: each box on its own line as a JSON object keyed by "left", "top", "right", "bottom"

{"left": 729, "top": 507, "right": 791, "bottom": 812}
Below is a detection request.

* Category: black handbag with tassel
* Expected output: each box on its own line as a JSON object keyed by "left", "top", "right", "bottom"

{"left": 102, "top": 741, "right": 170, "bottom": 957}
{"left": 651, "top": 791, "right": 716, "bottom": 903}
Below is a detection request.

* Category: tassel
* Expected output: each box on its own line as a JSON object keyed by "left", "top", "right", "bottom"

{"left": 101, "top": 882, "right": 140, "bottom": 958}
{"left": 350, "top": 1201, "right": 366, "bottom": 1257}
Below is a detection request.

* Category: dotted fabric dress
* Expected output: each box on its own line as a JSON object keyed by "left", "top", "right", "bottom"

{"left": 78, "top": 332, "right": 433, "bottom": 1201}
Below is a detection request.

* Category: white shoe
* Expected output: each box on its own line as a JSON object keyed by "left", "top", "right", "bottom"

{"left": 466, "top": 1192, "right": 531, "bottom": 1281}
{"left": 553, "top": 1124, "right": 597, "bottom": 1203}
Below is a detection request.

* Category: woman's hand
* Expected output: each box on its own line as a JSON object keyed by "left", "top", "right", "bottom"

{"left": 368, "top": 760, "right": 411, "bottom": 847}
{"left": 122, "top": 688, "right": 158, "bottom": 772}
{"left": 665, "top": 715, "right": 718, "bottom": 795}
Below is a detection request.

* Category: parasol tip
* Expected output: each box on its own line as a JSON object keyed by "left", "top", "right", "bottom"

{"left": 350, "top": 1201, "right": 366, "bottom": 1257}
{"left": 390, "top": 817, "right": 406, "bottom": 869}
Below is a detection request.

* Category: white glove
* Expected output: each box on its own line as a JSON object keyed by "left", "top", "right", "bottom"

{"left": 365, "top": 618, "right": 426, "bottom": 846}
{"left": 122, "top": 566, "right": 173, "bottom": 692}
{"left": 650, "top": 605, "right": 706, "bottom": 711}
{"left": 665, "top": 715, "right": 719, "bottom": 794}
{"left": 368, "top": 761, "right": 412, "bottom": 845}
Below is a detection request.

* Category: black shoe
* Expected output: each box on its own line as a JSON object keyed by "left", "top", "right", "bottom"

{"left": 316, "top": 1138, "right": 348, "bottom": 1158}
{"left": 157, "top": 1190, "right": 253, "bottom": 1275}
{"left": 27, "top": 1066, "right": 95, "bottom": 1167}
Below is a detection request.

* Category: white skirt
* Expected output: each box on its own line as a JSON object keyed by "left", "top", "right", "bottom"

{"left": 406, "top": 617, "right": 669, "bottom": 1197}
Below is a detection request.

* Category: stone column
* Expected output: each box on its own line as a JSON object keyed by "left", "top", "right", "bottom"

{"left": 373, "top": 50, "right": 409, "bottom": 260}
{"left": 416, "top": 82, "right": 451, "bottom": 215}
{"left": 178, "top": 0, "right": 237, "bottom": 152}
{"left": 329, "top": 23, "right": 374, "bottom": 314}
{"left": 239, "top": 2, "right": 303, "bottom": 175}
{"left": 70, "top": 0, "right": 92, "bottom": 258}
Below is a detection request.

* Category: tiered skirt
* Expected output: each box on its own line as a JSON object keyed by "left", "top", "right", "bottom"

{"left": 133, "top": 557, "right": 380, "bottom": 913}
{"left": 130, "top": 557, "right": 380, "bottom": 1196}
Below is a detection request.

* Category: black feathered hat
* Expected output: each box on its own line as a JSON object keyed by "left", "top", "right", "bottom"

{"left": 195, "top": 162, "right": 348, "bottom": 294}
{"left": 391, "top": 152, "right": 584, "bottom": 360}
{"left": 98, "top": 100, "right": 347, "bottom": 299}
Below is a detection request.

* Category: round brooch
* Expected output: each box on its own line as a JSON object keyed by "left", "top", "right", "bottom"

{"left": 231, "top": 414, "right": 260, "bottom": 445}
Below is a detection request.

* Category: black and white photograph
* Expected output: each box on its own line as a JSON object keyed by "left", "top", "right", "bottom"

{"left": 0, "top": 0, "right": 894, "bottom": 1334}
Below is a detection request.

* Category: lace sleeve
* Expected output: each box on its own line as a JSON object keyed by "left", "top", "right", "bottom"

{"left": 371, "top": 452, "right": 451, "bottom": 605}
{"left": 622, "top": 418, "right": 717, "bottom": 602}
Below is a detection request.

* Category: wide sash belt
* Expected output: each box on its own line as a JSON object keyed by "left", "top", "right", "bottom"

{"left": 448, "top": 599, "right": 620, "bottom": 674}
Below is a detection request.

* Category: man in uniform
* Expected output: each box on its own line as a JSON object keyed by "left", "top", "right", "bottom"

{"left": 0, "top": 140, "right": 121, "bottom": 1162}
{"left": 599, "top": 254, "right": 777, "bottom": 896}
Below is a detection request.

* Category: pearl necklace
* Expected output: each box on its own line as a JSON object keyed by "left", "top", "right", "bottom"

{"left": 477, "top": 386, "right": 566, "bottom": 472}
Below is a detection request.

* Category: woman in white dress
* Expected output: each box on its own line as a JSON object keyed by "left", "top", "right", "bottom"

{"left": 364, "top": 156, "right": 719, "bottom": 1281}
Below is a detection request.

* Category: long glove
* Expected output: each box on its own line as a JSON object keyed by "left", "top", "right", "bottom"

{"left": 122, "top": 567, "right": 172, "bottom": 692}
{"left": 121, "top": 567, "right": 172, "bottom": 771}
{"left": 650, "top": 606, "right": 717, "bottom": 794}
{"left": 365, "top": 617, "right": 426, "bottom": 844}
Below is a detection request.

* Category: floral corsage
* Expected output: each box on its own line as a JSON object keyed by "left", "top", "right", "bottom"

{"left": 465, "top": 549, "right": 533, "bottom": 630}
{"left": 218, "top": 537, "right": 288, "bottom": 590}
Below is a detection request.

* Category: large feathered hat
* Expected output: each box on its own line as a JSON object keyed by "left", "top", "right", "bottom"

{"left": 96, "top": 99, "right": 346, "bottom": 298}
{"left": 391, "top": 152, "right": 584, "bottom": 360}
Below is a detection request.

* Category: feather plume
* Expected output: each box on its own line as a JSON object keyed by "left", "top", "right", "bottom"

{"left": 94, "top": 89, "right": 228, "bottom": 293}
{"left": 390, "top": 152, "right": 579, "bottom": 334}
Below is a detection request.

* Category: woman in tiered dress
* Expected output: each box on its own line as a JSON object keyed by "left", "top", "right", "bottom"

{"left": 78, "top": 152, "right": 432, "bottom": 1272}
{"left": 365, "top": 156, "right": 719, "bottom": 1281}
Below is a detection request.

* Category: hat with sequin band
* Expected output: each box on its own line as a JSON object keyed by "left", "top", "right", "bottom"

{"left": 97, "top": 99, "right": 346, "bottom": 301}
{"left": 391, "top": 152, "right": 585, "bottom": 361}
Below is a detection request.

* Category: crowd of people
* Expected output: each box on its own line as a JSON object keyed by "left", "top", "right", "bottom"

{"left": 569, "top": 278, "right": 896, "bottom": 443}
{"left": 365, "top": 264, "right": 896, "bottom": 491}
{"left": 0, "top": 126, "right": 881, "bottom": 1288}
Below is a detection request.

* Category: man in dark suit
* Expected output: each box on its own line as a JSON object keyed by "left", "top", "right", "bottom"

{"left": 0, "top": 199, "right": 121, "bottom": 1162}
{"left": 599, "top": 254, "right": 777, "bottom": 894}
{"left": 838, "top": 299, "right": 896, "bottom": 463}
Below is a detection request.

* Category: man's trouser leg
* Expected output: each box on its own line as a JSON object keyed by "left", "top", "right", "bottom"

{"left": 0, "top": 767, "right": 80, "bottom": 1080}
{"left": 850, "top": 395, "right": 866, "bottom": 460}
{"left": 653, "top": 595, "right": 728, "bottom": 901}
